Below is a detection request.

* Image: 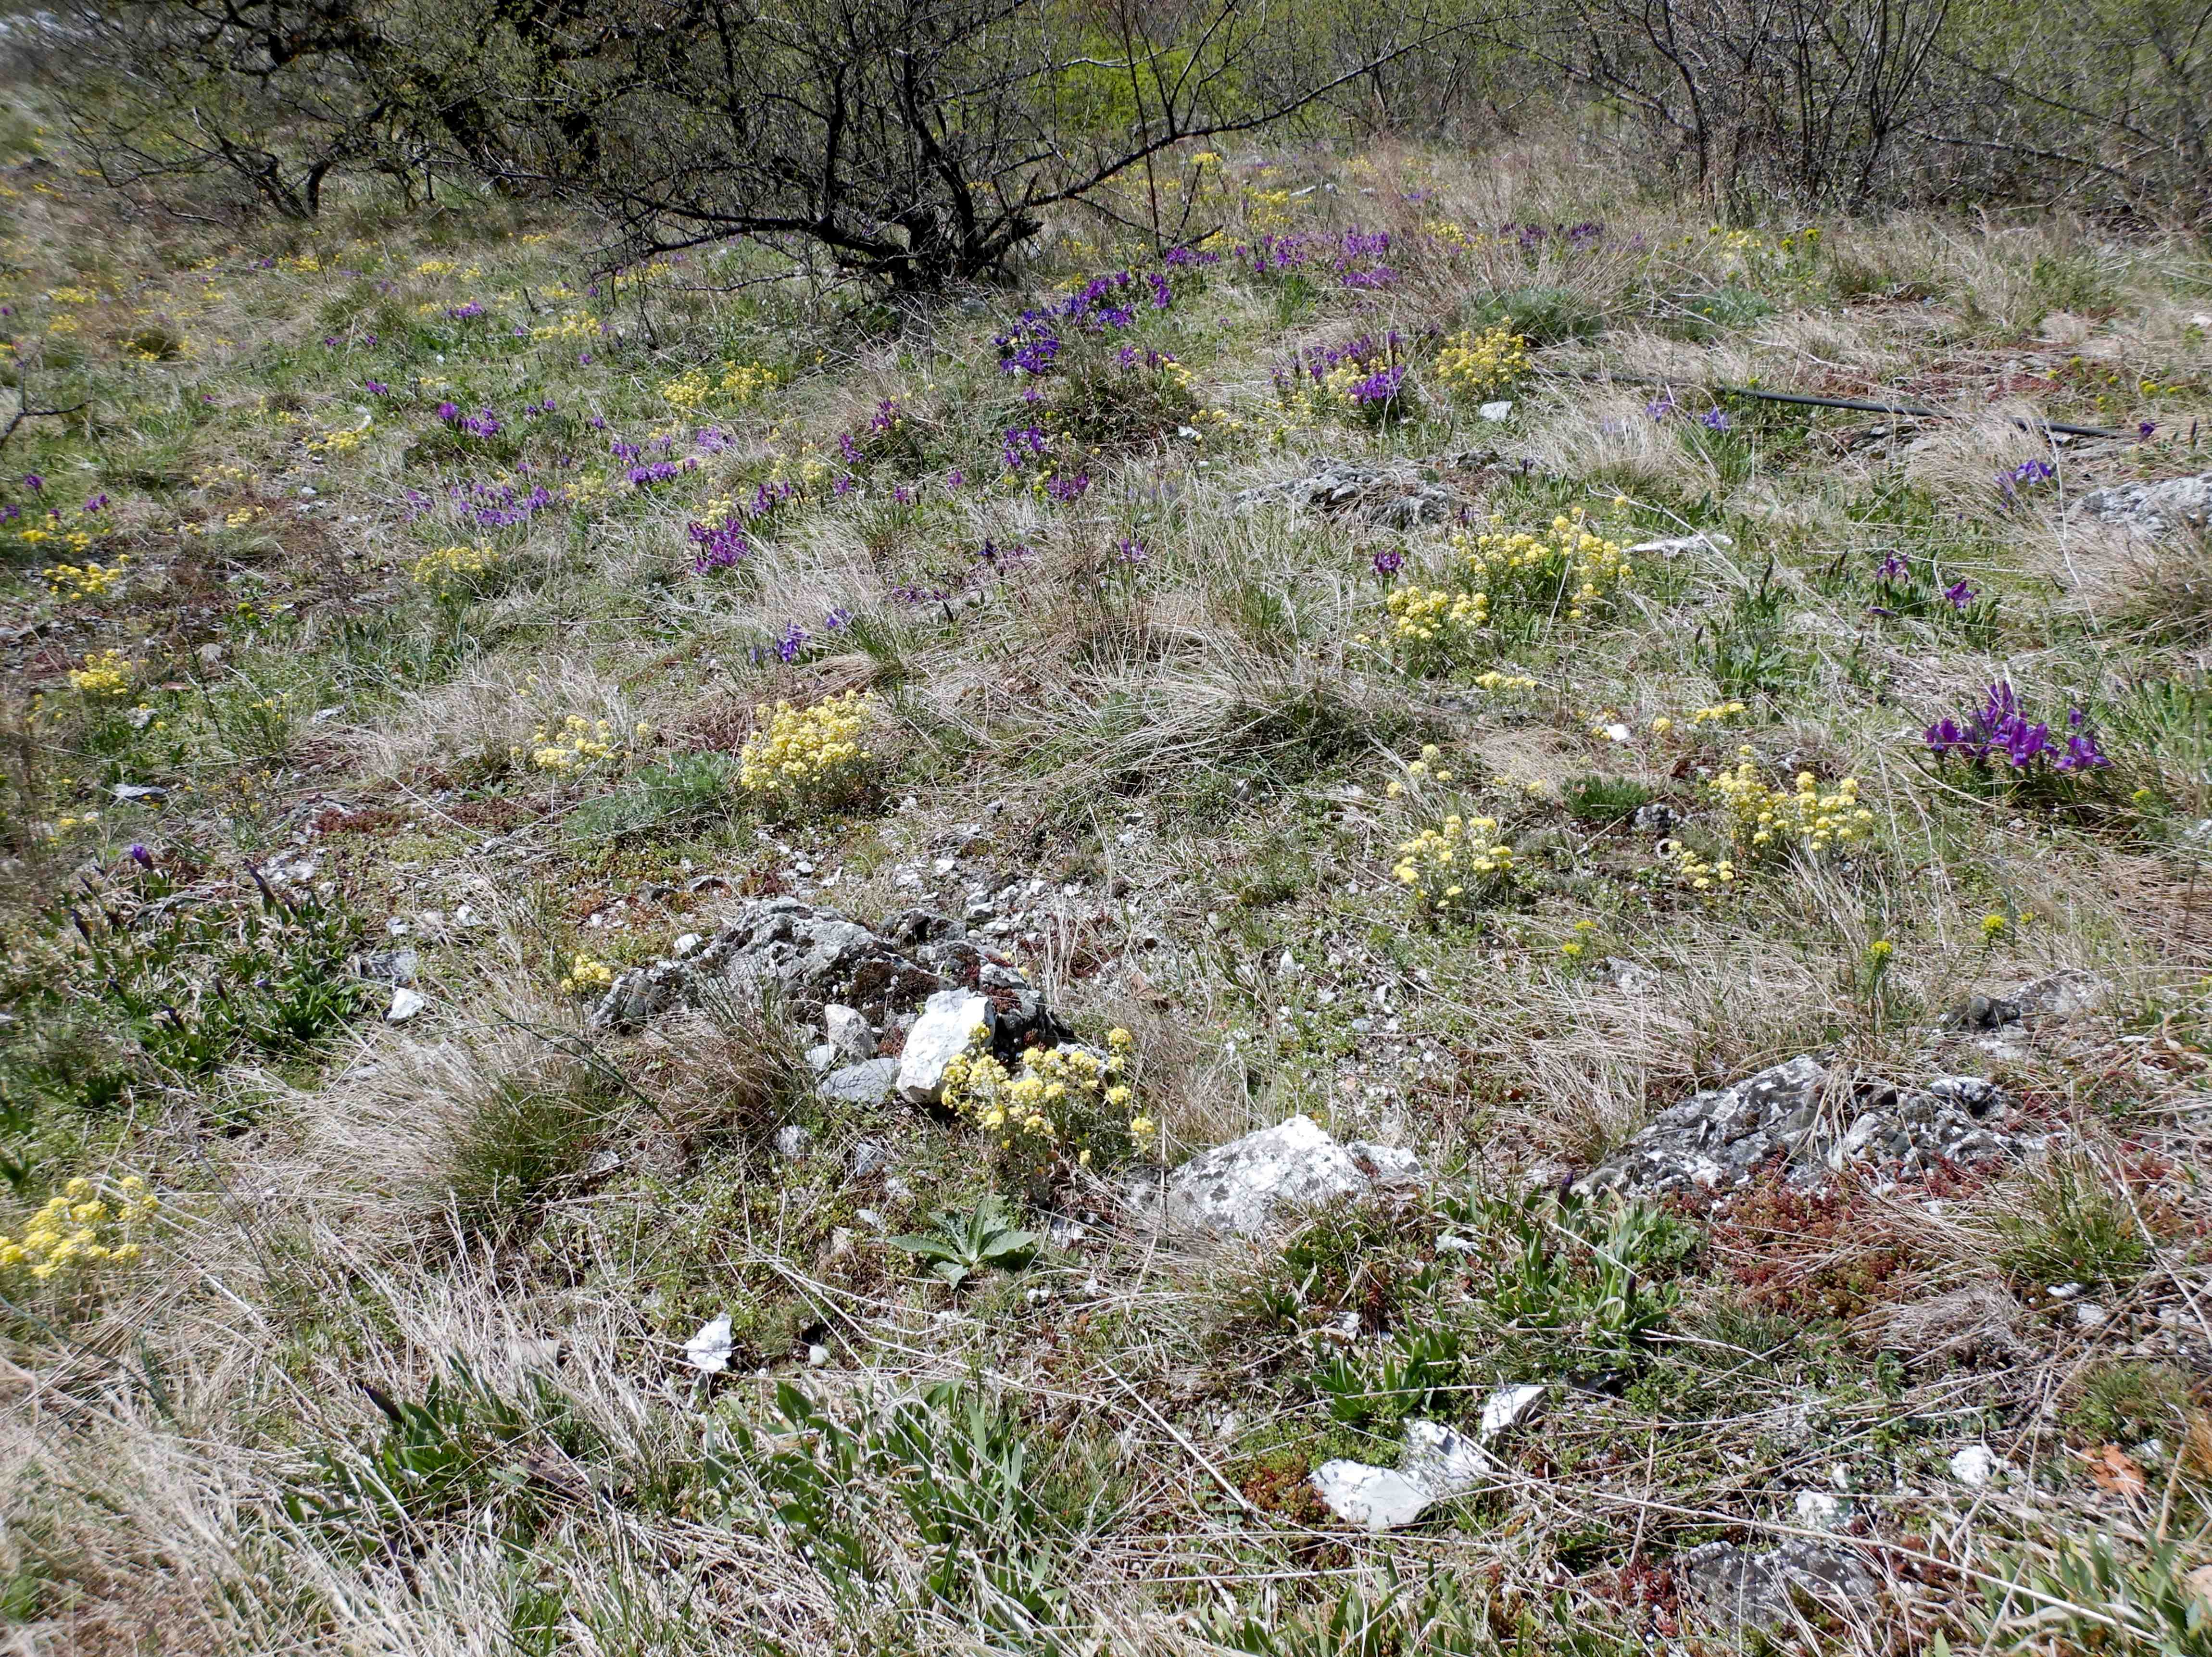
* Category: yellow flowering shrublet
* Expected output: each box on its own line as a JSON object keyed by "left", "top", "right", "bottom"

{"left": 408, "top": 542, "right": 496, "bottom": 590}
{"left": 46, "top": 556, "right": 128, "bottom": 599}
{"left": 1454, "top": 508, "right": 1634, "bottom": 624}
{"left": 529, "top": 715, "right": 618, "bottom": 774}
{"left": 1709, "top": 759, "right": 1875, "bottom": 854}
{"left": 1660, "top": 838, "right": 1736, "bottom": 897}
{"left": 1379, "top": 511, "right": 1630, "bottom": 669}
{"left": 738, "top": 690, "right": 875, "bottom": 809}
{"left": 1434, "top": 323, "right": 1530, "bottom": 400}
{"left": 559, "top": 952, "right": 615, "bottom": 995}
{"left": 68, "top": 649, "right": 135, "bottom": 697}
{"left": 941, "top": 1027, "right": 1145, "bottom": 1170}
{"left": 1393, "top": 814, "right": 1515, "bottom": 920}
{"left": 0, "top": 1175, "right": 157, "bottom": 1283}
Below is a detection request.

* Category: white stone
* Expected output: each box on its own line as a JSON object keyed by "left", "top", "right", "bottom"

{"left": 1310, "top": 1461, "right": 1436, "bottom": 1531}
{"left": 684, "top": 1316, "right": 733, "bottom": 1374}
{"left": 1350, "top": 1142, "right": 1425, "bottom": 1187}
{"left": 821, "top": 1057, "right": 900, "bottom": 1103}
{"left": 1400, "top": 1419, "right": 1493, "bottom": 1493}
{"left": 1794, "top": 1490, "right": 1849, "bottom": 1529}
{"left": 1163, "top": 1116, "right": 1370, "bottom": 1237}
{"left": 824, "top": 1003, "right": 875, "bottom": 1062}
{"left": 386, "top": 987, "right": 426, "bottom": 1023}
{"left": 1478, "top": 399, "right": 1514, "bottom": 422}
{"left": 1479, "top": 1383, "right": 1546, "bottom": 1439}
{"left": 806, "top": 1043, "right": 837, "bottom": 1073}
{"left": 1948, "top": 1444, "right": 2003, "bottom": 1487}
{"left": 773, "top": 1124, "right": 814, "bottom": 1159}
{"left": 895, "top": 990, "right": 992, "bottom": 1105}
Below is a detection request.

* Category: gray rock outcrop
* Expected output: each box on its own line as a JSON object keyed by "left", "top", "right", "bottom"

{"left": 2074, "top": 470, "right": 2212, "bottom": 537}
{"left": 589, "top": 900, "right": 1069, "bottom": 1065}
{"left": 1677, "top": 1539, "right": 1878, "bottom": 1632}
{"left": 1579, "top": 1056, "right": 2033, "bottom": 1196}
{"left": 1164, "top": 1116, "right": 1390, "bottom": 1236}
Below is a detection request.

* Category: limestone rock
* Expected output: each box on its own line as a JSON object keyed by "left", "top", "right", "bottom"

{"left": 2074, "top": 470, "right": 2212, "bottom": 537}
{"left": 896, "top": 990, "right": 993, "bottom": 1105}
{"left": 1308, "top": 1391, "right": 1533, "bottom": 1531}
{"left": 1308, "top": 1461, "right": 1434, "bottom": 1531}
{"left": 1677, "top": 1539, "right": 1877, "bottom": 1632}
{"left": 589, "top": 900, "right": 1069, "bottom": 1062}
{"left": 2010, "top": 968, "right": 2110, "bottom": 1021}
{"left": 1234, "top": 458, "right": 1467, "bottom": 528}
{"left": 1580, "top": 1056, "right": 2031, "bottom": 1195}
{"left": 1164, "top": 1116, "right": 1370, "bottom": 1237}
{"left": 824, "top": 1003, "right": 876, "bottom": 1062}
{"left": 819, "top": 1057, "right": 900, "bottom": 1104}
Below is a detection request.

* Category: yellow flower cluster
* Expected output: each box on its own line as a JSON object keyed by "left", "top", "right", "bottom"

{"left": 1454, "top": 508, "right": 1634, "bottom": 623}
{"left": 531, "top": 715, "right": 618, "bottom": 774}
{"left": 1434, "top": 324, "right": 1530, "bottom": 400}
{"left": 738, "top": 691, "right": 874, "bottom": 806}
{"left": 409, "top": 542, "right": 495, "bottom": 590}
{"left": 1709, "top": 758, "right": 1874, "bottom": 852}
{"left": 658, "top": 360, "right": 779, "bottom": 413}
{"left": 46, "top": 556, "right": 128, "bottom": 599}
{"left": 1393, "top": 814, "right": 1514, "bottom": 919}
{"left": 1472, "top": 669, "right": 1538, "bottom": 692}
{"left": 17, "top": 525, "right": 95, "bottom": 553}
{"left": 559, "top": 952, "right": 615, "bottom": 995}
{"left": 0, "top": 1175, "right": 156, "bottom": 1281}
{"left": 1382, "top": 584, "right": 1488, "bottom": 645}
{"left": 1386, "top": 743, "right": 1458, "bottom": 797}
{"left": 304, "top": 425, "right": 365, "bottom": 456}
{"left": 47, "top": 285, "right": 99, "bottom": 305}
{"left": 1662, "top": 839, "right": 1736, "bottom": 895}
{"left": 941, "top": 1028, "right": 1144, "bottom": 1167}
{"left": 68, "top": 649, "right": 135, "bottom": 697}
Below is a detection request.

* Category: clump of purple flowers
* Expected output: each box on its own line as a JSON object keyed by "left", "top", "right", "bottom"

{"left": 771, "top": 623, "right": 809, "bottom": 664}
{"left": 690, "top": 519, "right": 750, "bottom": 573}
{"left": 1372, "top": 547, "right": 1405, "bottom": 580}
{"left": 1045, "top": 469, "right": 1091, "bottom": 503}
{"left": 1998, "top": 458, "right": 2056, "bottom": 507}
{"left": 1002, "top": 424, "right": 1049, "bottom": 472}
{"left": 1926, "top": 682, "right": 2110, "bottom": 773}
{"left": 1346, "top": 363, "right": 1408, "bottom": 409}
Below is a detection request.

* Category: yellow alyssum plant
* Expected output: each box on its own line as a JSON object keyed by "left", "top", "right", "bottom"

{"left": 738, "top": 690, "right": 875, "bottom": 808}
{"left": 45, "top": 556, "right": 128, "bottom": 599}
{"left": 0, "top": 1175, "right": 157, "bottom": 1282}
{"left": 1455, "top": 509, "right": 1634, "bottom": 623}
{"left": 1709, "top": 756, "right": 1875, "bottom": 852}
{"left": 559, "top": 952, "right": 616, "bottom": 994}
{"left": 1393, "top": 813, "right": 1516, "bottom": 919}
{"left": 68, "top": 649, "right": 135, "bottom": 697}
{"left": 530, "top": 715, "right": 619, "bottom": 774}
{"left": 1379, "top": 510, "right": 1632, "bottom": 668}
{"left": 1434, "top": 323, "right": 1530, "bottom": 400}
{"left": 408, "top": 543, "right": 495, "bottom": 590}
{"left": 940, "top": 1027, "right": 1146, "bottom": 1172}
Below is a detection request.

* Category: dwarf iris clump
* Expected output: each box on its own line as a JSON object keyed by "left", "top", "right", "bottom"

{"left": 1927, "top": 682, "right": 2110, "bottom": 776}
